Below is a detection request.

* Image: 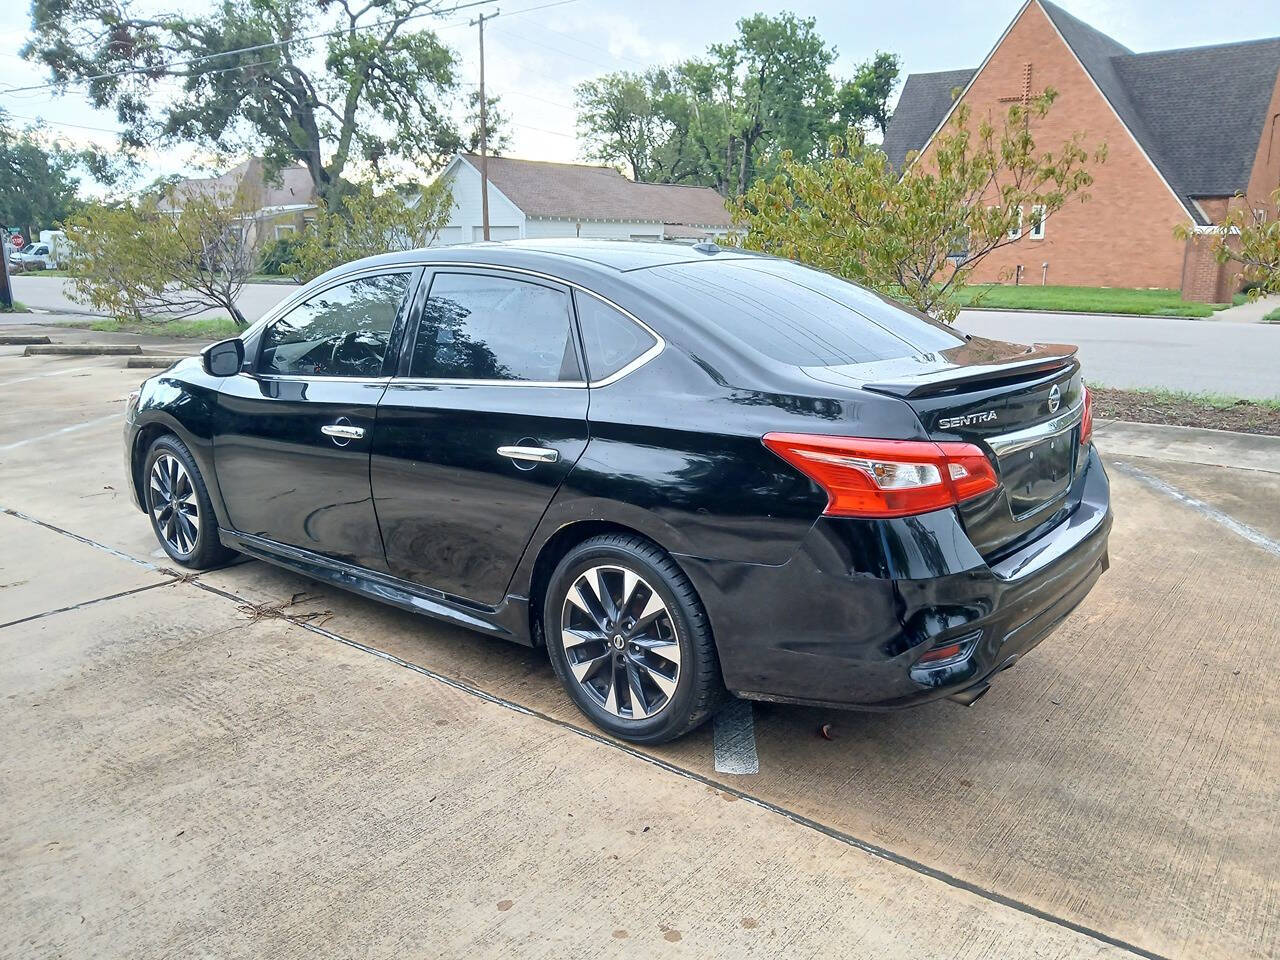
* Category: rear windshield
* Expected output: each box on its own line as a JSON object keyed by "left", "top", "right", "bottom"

{"left": 643, "top": 259, "right": 964, "bottom": 366}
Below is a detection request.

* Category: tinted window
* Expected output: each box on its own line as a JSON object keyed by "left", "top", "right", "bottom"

{"left": 575, "top": 291, "right": 657, "bottom": 381}
{"left": 260, "top": 272, "right": 411, "bottom": 377}
{"left": 410, "top": 272, "right": 579, "bottom": 382}
{"left": 644, "top": 260, "right": 965, "bottom": 366}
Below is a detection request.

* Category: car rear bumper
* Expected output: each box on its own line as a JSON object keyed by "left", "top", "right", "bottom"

{"left": 678, "top": 446, "right": 1112, "bottom": 710}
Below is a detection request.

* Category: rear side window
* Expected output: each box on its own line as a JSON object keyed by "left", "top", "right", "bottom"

{"left": 574, "top": 291, "right": 657, "bottom": 381}
{"left": 644, "top": 260, "right": 964, "bottom": 366}
{"left": 259, "top": 272, "right": 412, "bottom": 377}
{"left": 410, "top": 272, "right": 580, "bottom": 382}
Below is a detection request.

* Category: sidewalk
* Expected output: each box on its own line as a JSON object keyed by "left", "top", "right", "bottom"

{"left": 1212, "top": 293, "right": 1280, "bottom": 324}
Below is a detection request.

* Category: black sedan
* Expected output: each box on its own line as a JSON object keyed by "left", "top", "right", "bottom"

{"left": 124, "top": 240, "right": 1111, "bottom": 743}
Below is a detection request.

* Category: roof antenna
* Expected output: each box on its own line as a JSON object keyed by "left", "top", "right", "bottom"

{"left": 692, "top": 241, "right": 721, "bottom": 254}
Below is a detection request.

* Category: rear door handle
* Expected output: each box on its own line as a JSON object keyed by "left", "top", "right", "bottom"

{"left": 497, "top": 445, "right": 559, "bottom": 464}
{"left": 322, "top": 424, "right": 365, "bottom": 440}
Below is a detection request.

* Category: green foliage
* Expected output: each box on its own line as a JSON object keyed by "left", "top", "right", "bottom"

{"left": 0, "top": 110, "right": 105, "bottom": 236}
{"left": 734, "top": 91, "right": 1106, "bottom": 323}
{"left": 23, "top": 0, "right": 464, "bottom": 205}
{"left": 575, "top": 14, "right": 899, "bottom": 196}
{"left": 835, "top": 52, "right": 901, "bottom": 138}
{"left": 1176, "top": 187, "right": 1280, "bottom": 300}
{"left": 259, "top": 233, "right": 302, "bottom": 276}
{"left": 287, "top": 178, "right": 453, "bottom": 282}
{"left": 64, "top": 185, "right": 261, "bottom": 326}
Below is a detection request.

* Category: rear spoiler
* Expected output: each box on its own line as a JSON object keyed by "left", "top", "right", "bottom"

{"left": 864, "top": 344, "right": 1078, "bottom": 399}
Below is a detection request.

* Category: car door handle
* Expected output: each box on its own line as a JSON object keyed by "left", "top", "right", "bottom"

{"left": 322, "top": 423, "right": 365, "bottom": 440}
{"left": 497, "top": 445, "right": 559, "bottom": 464}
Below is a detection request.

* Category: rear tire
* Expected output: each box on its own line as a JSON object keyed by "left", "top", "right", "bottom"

{"left": 143, "top": 434, "right": 234, "bottom": 570}
{"left": 544, "top": 534, "right": 725, "bottom": 744}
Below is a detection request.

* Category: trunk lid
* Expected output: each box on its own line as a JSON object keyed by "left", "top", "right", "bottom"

{"left": 803, "top": 337, "right": 1087, "bottom": 559}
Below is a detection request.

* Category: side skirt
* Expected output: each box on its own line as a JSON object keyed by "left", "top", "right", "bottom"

{"left": 219, "top": 530, "right": 534, "bottom": 645}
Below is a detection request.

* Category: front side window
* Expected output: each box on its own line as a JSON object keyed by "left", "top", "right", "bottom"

{"left": 259, "top": 271, "right": 412, "bottom": 378}
{"left": 410, "top": 272, "right": 580, "bottom": 382}
{"left": 575, "top": 291, "right": 657, "bottom": 381}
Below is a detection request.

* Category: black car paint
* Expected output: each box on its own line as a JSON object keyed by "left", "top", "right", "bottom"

{"left": 125, "top": 240, "right": 1111, "bottom": 711}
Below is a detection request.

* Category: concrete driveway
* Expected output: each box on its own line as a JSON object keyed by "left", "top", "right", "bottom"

{"left": 1, "top": 341, "right": 1278, "bottom": 959}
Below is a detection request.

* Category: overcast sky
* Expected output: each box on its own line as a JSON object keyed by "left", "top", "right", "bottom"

{"left": 2, "top": 0, "right": 1276, "bottom": 189}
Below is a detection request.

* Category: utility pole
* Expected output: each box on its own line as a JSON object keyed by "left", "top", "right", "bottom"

{"left": 471, "top": 9, "right": 498, "bottom": 241}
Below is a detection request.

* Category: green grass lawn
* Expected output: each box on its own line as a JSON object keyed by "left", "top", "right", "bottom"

{"left": 1263, "top": 306, "right": 1280, "bottom": 323}
{"left": 951, "top": 284, "right": 1226, "bottom": 317}
{"left": 1, "top": 300, "right": 31, "bottom": 313}
{"left": 87, "top": 316, "right": 244, "bottom": 339}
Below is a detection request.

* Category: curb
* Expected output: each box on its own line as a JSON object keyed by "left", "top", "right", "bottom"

{"left": 0, "top": 335, "right": 52, "bottom": 345}
{"left": 1095, "top": 419, "right": 1280, "bottom": 474}
{"left": 24, "top": 343, "right": 143, "bottom": 356}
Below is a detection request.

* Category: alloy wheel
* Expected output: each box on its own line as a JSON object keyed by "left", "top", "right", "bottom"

{"left": 149, "top": 453, "right": 200, "bottom": 556}
{"left": 560, "top": 564, "right": 682, "bottom": 720}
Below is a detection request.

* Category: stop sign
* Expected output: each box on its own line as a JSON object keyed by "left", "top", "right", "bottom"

{"left": 10, "top": 235, "right": 24, "bottom": 249}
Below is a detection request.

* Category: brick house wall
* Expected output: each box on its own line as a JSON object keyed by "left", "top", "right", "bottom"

{"left": 915, "top": 2, "right": 1194, "bottom": 290}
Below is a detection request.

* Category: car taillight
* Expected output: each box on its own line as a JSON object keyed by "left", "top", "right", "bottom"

{"left": 1080, "top": 384, "right": 1094, "bottom": 446}
{"left": 762, "top": 433, "right": 999, "bottom": 518}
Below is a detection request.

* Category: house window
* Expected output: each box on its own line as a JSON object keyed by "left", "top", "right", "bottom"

{"left": 1030, "top": 205, "right": 1046, "bottom": 240}
{"left": 1007, "top": 207, "right": 1024, "bottom": 240}
{"left": 274, "top": 223, "right": 297, "bottom": 240}
{"left": 1254, "top": 208, "right": 1268, "bottom": 224}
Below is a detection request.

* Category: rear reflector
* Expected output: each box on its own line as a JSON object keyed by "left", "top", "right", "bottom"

{"left": 917, "top": 642, "right": 963, "bottom": 664}
{"left": 1080, "top": 384, "right": 1094, "bottom": 446}
{"left": 762, "top": 433, "right": 999, "bottom": 518}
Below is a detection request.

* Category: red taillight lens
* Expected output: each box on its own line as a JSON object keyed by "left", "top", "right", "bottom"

{"left": 1079, "top": 384, "right": 1094, "bottom": 446}
{"left": 762, "top": 433, "right": 999, "bottom": 518}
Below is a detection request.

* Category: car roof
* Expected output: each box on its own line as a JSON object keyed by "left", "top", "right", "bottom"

{"left": 329, "top": 238, "right": 764, "bottom": 276}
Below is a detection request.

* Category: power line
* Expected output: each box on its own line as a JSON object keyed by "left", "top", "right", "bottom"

{"left": 1, "top": 0, "right": 503, "bottom": 97}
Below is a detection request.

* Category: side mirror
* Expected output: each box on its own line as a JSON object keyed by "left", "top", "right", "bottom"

{"left": 202, "top": 337, "right": 245, "bottom": 377}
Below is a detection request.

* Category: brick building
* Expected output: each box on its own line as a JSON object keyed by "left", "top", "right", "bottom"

{"left": 882, "top": 0, "right": 1280, "bottom": 301}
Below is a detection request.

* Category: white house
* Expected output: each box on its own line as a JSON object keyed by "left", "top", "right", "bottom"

{"left": 432, "top": 153, "right": 737, "bottom": 246}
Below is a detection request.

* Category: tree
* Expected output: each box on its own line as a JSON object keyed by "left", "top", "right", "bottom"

{"left": 575, "top": 13, "right": 842, "bottom": 196}
{"left": 64, "top": 185, "right": 262, "bottom": 326}
{"left": 23, "top": 0, "right": 464, "bottom": 208}
{"left": 0, "top": 111, "right": 110, "bottom": 237}
{"left": 464, "top": 90, "right": 512, "bottom": 157}
{"left": 835, "top": 52, "right": 901, "bottom": 138}
{"left": 734, "top": 91, "right": 1106, "bottom": 323}
{"left": 1176, "top": 188, "right": 1280, "bottom": 298}
{"left": 288, "top": 178, "right": 453, "bottom": 282}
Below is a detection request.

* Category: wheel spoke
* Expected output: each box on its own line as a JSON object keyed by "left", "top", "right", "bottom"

{"left": 567, "top": 578, "right": 607, "bottom": 630}
{"left": 569, "top": 649, "right": 610, "bottom": 684}
{"left": 625, "top": 661, "right": 650, "bottom": 719}
{"left": 601, "top": 661, "right": 619, "bottom": 715}
{"left": 635, "top": 636, "right": 681, "bottom": 668}
{"left": 562, "top": 627, "right": 601, "bottom": 650}
{"left": 641, "top": 661, "right": 679, "bottom": 700}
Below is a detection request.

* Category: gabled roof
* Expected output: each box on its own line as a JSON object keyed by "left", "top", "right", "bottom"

{"left": 881, "top": 69, "right": 975, "bottom": 169}
{"left": 157, "top": 158, "right": 316, "bottom": 212}
{"left": 882, "top": 0, "right": 1280, "bottom": 224}
{"left": 456, "top": 154, "right": 734, "bottom": 227}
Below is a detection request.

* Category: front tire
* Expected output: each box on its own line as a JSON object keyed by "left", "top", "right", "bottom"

{"left": 143, "top": 434, "right": 234, "bottom": 570}
{"left": 544, "top": 534, "right": 725, "bottom": 744}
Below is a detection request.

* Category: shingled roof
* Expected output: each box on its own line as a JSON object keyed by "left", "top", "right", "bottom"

{"left": 459, "top": 154, "right": 734, "bottom": 227}
{"left": 881, "top": 0, "right": 1280, "bottom": 224}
